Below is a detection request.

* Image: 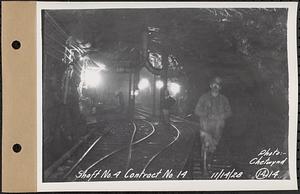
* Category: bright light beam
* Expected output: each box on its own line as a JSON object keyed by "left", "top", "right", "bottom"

{"left": 156, "top": 80, "right": 164, "bottom": 89}
{"left": 169, "top": 82, "right": 181, "bottom": 96}
{"left": 84, "top": 70, "right": 101, "bottom": 87}
{"left": 131, "top": 90, "right": 139, "bottom": 96}
{"left": 138, "top": 78, "right": 150, "bottom": 90}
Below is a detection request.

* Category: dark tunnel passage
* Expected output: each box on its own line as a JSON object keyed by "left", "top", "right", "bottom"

{"left": 42, "top": 8, "right": 289, "bottom": 175}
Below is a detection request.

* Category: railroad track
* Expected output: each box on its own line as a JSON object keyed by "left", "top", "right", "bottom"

{"left": 136, "top": 106, "right": 215, "bottom": 178}
{"left": 143, "top": 123, "right": 181, "bottom": 171}
{"left": 63, "top": 130, "right": 109, "bottom": 179}
{"left": 135, "top": 107, "right": 182, "bottom": 172}
{"left": 60, "top": 107, "right": 195, "bottom": 181}
{"left": 64, "top": 117, "right": 156, "bottom": 181}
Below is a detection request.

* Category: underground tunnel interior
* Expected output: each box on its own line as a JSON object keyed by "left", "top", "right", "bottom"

{"left": 42, "top": 8, "right": 289, "bottom": 177}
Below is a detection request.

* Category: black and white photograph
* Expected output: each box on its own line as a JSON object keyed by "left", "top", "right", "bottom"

{"left": 37, "top": 2, "right": 298, "bottom": 191}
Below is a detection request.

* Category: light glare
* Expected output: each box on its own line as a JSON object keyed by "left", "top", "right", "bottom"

{"left": 131, "top": 90, "right": 139, "bottom": 96}
{"left": 134, "top": 90, "right": 139, "bottom": 96}
{"left": 138, "top": 78, "right": 150, "bottom": 90}
{"left": 169, "top": 82, "right": 180, "bottom": 96}
{"left": 84, "top": 70, "right": 101, "bottom": 87}
{"left": 156, "top": 80, "right": 164, "bottom": 89}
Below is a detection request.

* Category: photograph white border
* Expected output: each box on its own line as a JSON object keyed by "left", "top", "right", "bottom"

{"left": 37, "top": 1, "right": 298, "bottom": 191}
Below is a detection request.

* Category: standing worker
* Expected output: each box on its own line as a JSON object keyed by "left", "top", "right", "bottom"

{"left": 194, "top": 77, "right": 232, "bottom": 174}
{"left": 161, "top": 90, "right": 176, "bottom": 125}
{"left": 115, "top": 91, "right": 125, "bottom": 113}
